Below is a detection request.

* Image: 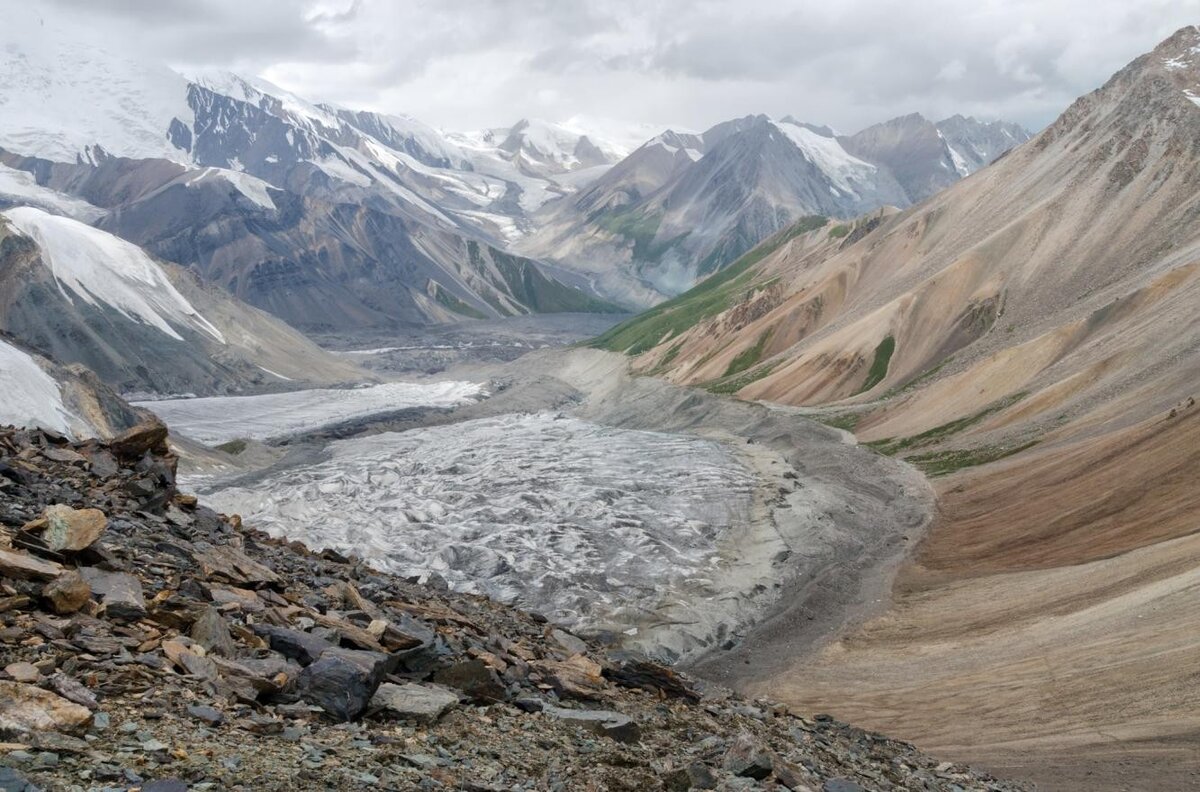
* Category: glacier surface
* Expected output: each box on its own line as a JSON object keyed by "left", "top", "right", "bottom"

{"left": 197, "top": 413, "right": 756, "bottom": 640}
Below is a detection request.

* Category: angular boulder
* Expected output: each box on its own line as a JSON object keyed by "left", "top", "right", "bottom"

{"left": 296, "top": 652, "right": 385, "bottom": 722}
{"left": 190, "top": 606, "right": 237, "bottom": 658}
{"left": 109, "top": 420, "right": 169, "bottom": 459}
{"left": 253, "top": 625, "right": 334, "bottom": 666}
{"left": 533, "top": 654, "right": 607, "bottom": 701}
{"left": 35, "top": 505, "right": 107, "bottom": 552}
{"left": 542, "top": 703, "right": 641, "bottom": 744}
{"left": 723, "top": 732, "right": 774, "bottom": 780}
{"left": 41, "top": 570, "right": 91, "bottom": 614}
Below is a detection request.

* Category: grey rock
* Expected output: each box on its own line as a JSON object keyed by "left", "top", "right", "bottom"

{"left": 0, "top": 767, "right": 42, "bottom": 792}
{"left": 78, "top": 568, "right": 146, "bottom": 622}
{"left": 549, "top": 628, "right": 587, "bottom": 656}
{"left": 541, "top": 704, "right": 641, "bottom": 744}
{"left": 369, "top": 682, "right": 458, "bottom": 723}
{"left": 723, "top": 733, "right": 773, "bottom": 780}
{"left": 253, "top": 625, "right": 333, "bottom": 666}
{"left": 141, "top": 780, "right": 189, "bottom": 792}
{"left": 296, "top": 653, "right": 383, "bottom": 722}
{"left": 186, "top": 704, "right": 224, "bottom": 725}
{"left": 190, "top": 606, "right": 236, "bottom": 658}
{"left": 822, "top": 781, "right": 866, "bottom": 792}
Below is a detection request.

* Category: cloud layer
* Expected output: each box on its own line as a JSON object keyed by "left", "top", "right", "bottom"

{"left": 34, "top": 0, "right": 1200, "bottom": 133}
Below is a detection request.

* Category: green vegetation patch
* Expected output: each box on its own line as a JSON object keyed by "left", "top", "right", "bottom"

{"left": 814, "top": 412, "right": 861, "bottom": 432}
{"left": 906, "top": 441, "right": 1040, "bottom": 477}
{"left": 866, "top": 391, "right": 1029, "bottom": 456}
{"left": 594, "top": 208, "right": 687, "bottom": 262}
{"left": 491, "top": 249, "right": 625, "bottom": 315}
{"left": 723, "top": 328, "right": 774, "bottom": 378}
{"left": 828, "top": 224, "right": 851, "bottom": 239}
{"left": 433, "top": 283, "right": 488, "bottom": 319}
{"left": 644, "top": 341, "right": 685, "bottom": 376}
{"left": 856, "top": 335, "right": 896, "bottom": 394}
{"left": 590, "top": 215, "right": 828, "bottom": 356}
{"left": 704, "top": 360, "right": 781, "bottom": 395}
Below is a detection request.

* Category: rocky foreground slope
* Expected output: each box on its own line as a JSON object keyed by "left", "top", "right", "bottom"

{"left": 0, "top": 420, "right": 1026, "bottom": 791}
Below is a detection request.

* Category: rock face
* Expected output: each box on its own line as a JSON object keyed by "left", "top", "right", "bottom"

{"left": 0, "top": 424, "right": 1028, "bottom": 790}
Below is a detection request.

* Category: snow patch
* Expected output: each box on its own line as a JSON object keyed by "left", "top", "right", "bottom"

{"left": 0, "top": 8, "right": 192, "bottom": 164}
{"left": 772, "top": 120, "right": 877, "bottom": 197}
{"left": 0, "top": 164, "right": 105, "bottom": 221}
{"left": 184, "top": 168, "right": 276, "bottom": 210}
{"left": 2, "top": 207, "right": 225, "bottom": 344}
{"left": 0, "top": 340, "right": 75, "bottom": 434}
{"left": 945, "top": 142, "right": 972, "bottom": 177}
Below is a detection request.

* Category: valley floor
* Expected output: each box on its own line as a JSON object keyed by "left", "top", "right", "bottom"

{"left": 144, "top": 318, "right": 931, "bottom": 679}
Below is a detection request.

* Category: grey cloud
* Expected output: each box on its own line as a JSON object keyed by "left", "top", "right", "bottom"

{"left": 26, "top": 0, "right": 1200, "bottom": 133}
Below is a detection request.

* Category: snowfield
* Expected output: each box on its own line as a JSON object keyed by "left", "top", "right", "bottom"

{"left": 0, "top": 7, "right": 191, "bottom": 164}
{"left": 199, "top": 413, "right": 756, "bottom": 641}
{"left": 2, "top": 207, "right": 225, "bottom": 343}
{"left": 136, "top": 381, "right": 486, "bottom": 444}
{"left": 0, "top": 340, "right": 75, "bottom": 434}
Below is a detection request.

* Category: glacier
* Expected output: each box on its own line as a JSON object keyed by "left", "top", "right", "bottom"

{"left": 195, "top": 413, "right": 757, "bottom": 648}
{"left": 136, "top": 380, "right": 486, "bottom": 445}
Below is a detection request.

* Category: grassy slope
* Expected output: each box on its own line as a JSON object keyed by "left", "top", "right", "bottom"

{"left": 590, "top": 215, "right": 828, "bottom": 355}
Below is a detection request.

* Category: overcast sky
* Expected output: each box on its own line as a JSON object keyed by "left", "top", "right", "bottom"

{"left": 35, "top": 0, "right": 1200, "bottom": 134}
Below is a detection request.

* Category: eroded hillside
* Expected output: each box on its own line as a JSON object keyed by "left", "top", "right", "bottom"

{"left": 597, "top": 25, "right": 1200, "bottom": 787}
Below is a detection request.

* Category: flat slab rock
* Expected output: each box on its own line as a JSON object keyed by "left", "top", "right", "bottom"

{"left": 0, "top": 549, "right": 62, "bottom": 581}
{"left": 370, "top": 682, "right": 459, "bottom": 723}
{"left": 540, "top": 705, "right": 643, "bottom": 744}
{"left": 0, "top": 680, "right": 92, "bottom": 736}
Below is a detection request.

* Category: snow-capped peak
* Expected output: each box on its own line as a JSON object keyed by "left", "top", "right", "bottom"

{"left": 770, "top": 118, "right": 877, "bottom": 196}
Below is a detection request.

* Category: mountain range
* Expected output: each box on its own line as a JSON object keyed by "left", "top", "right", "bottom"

{"left": 0, "top": 20, "right": 1028, "bottom": 349}
{"left": 522, "top": 113, "right": 1029, "bottom": 305}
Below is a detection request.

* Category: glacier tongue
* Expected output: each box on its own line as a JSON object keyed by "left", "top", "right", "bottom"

{"left": 198, "top": 413, "right": 757, "bottom": 643}
{"left": 138, "top": 381, "right": 486, "bottom": 445}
